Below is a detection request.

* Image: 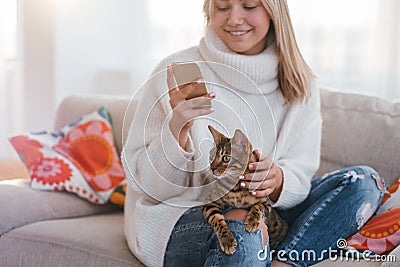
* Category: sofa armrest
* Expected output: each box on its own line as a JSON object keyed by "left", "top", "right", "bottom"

{"left": 0, "top": 179, "right": 119, "bottom": 236}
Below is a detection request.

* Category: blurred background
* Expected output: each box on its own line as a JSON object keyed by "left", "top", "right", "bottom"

{"left": 0, "top": 0, "right": 399, "bottom": 160}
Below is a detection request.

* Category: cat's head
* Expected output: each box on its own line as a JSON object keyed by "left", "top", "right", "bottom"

{"left": 208, "top": 125, "right": 252, "bottom": 178}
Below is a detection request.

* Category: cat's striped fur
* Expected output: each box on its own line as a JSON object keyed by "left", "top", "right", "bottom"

{"left": 203, "top": 125, "right": 288, "bottom": 255}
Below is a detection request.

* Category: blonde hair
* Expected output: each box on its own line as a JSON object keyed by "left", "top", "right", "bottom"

{"left": 203, "top": 0, "right": 315, "bottom": 103}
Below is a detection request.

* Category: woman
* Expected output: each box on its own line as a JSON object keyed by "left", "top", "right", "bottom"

{"left": 122, "top": 0, "right": 384, "bottom": 266}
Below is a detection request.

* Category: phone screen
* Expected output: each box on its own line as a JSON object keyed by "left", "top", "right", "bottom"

{"left": 172, "top": 61, "right": 211, "bottom": 108}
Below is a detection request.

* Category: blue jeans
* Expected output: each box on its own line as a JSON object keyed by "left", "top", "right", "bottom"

{"left": 164, "top": 166, "right": 384, "bottom": 267}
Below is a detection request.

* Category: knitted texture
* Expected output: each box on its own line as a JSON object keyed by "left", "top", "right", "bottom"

{"left": 122, "top": 26, "right": 321, "bottom": 267}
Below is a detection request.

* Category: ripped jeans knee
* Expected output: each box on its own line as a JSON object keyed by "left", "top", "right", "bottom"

{"left": 273, "top": 165, "right": 385, "bottom": 267}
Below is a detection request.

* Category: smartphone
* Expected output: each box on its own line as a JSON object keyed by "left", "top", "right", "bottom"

{"left": 171, "top": 61, "right": 211, "bottom": 108}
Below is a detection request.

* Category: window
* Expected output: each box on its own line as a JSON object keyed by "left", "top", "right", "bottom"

{"left": 1, "top": 0, "right": 18, "bottom": 59}
{"left": 0, "top": 0, "right": 20, "bottom": 159}
{"left": 288, "top": 0, "right": 400, "bottom": 99}
{"left": 144, "top": 0, "right": 400, "bottom": 99}
{"left": 147, "top": 0, "right": 204, "bottom": 65}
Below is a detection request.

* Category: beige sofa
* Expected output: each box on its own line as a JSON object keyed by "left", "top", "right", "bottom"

{"left": 0, "top": 89, "right": 399, "bottom": 266}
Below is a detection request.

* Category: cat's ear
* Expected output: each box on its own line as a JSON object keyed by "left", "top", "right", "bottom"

{"left": 208, "top": 125, "right": 226, "bottom": 143}
{"left": 232, "top": 129, "right": 250, "bottom": 149}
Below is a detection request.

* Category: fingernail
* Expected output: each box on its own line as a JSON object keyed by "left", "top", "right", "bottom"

{"left": 239, "top": 175, "right": 244, "bottom": 179}
{"left": 251, "top": 191, "right": 256, "bottom": 195}
{"left": 209, "top": 92, "right": 216, "bottom": 98}
{"left": 249, "top": 164, "right": 255, "bottom": 170}
{"left": 240, "top": 182, "right": 246, "bottom": 187}
{"left": 196, "top": 79, "right": 203, "bottom": 84}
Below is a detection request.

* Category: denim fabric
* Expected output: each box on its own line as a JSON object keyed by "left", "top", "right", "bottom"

{"left": 163, "top": 206, "right": 213, "bottom": 267}
{"left": 164, "top": 166, "right": 384, "bottom": 267}
{"left": 164, "top": 206, "right": 269, "bottom": 267}
{"left": 274, "top": 165, "right": 384, "bottom": 267}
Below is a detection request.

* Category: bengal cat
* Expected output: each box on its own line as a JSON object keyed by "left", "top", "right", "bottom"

{"left": 203, "top": 125, "right": 288, "bottom": 255}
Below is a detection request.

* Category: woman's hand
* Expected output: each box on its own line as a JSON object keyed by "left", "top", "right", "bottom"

{"left": 240, "top": 150, "right": 283, "bottom": 202}
{"left": 167, "top": 66, "right": 215, "bottom": 150}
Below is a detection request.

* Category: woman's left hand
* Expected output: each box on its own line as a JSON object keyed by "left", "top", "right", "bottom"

{"left": 239, "top": 150, "right": 283, "bottom": 202}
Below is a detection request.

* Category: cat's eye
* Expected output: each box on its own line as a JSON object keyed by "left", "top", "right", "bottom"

{"left": 222, "top": 155, "right": 231, "bottom": 163}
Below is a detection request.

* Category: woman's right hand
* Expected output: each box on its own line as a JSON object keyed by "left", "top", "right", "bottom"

{"left": 167, "top": 66, "right": 215, "bottom": 150}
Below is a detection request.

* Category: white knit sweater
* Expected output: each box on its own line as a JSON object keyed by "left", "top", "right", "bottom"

{"left": 122, "top": 27, "right": 321, "bottom": 267}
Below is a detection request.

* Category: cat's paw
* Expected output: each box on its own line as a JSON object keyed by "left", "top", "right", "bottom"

{"left": 219, "top": 233, "right": 237, "bottom": 255}
{"left": 244, "top": 216, "right": 260, "bottom": 232}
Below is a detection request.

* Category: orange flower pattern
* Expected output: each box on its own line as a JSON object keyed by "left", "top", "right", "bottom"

{"left": 347, "top": 177, "right": 400, "bottom": 254}
{"left": 54, "top": 120, "right": 125, "bottom": 192}
{"left": 9, "top": 107, "right": 126, "bottom": 205}
{"left": 347, "top": 208, "right": 400, "bottom": 254}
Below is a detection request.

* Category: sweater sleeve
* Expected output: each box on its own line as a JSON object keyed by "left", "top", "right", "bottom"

{"left": 121, "top": 63, "right": 196, "bottom": 202}
{"left": 272, "top": 86, "right": 322, "bottom": 209}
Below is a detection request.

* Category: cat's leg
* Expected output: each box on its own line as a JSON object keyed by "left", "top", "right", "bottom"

{"left": 202, "top": 203, "right": 237, "bottom": 254}
{"left": 225, "top": 208, "right": 269, "bottom": 247}
{"left": 244, "top": 201, "right": 270, "bottom": 232}
{"left": 204, "top": 209, "right": 271, "bottom": 267}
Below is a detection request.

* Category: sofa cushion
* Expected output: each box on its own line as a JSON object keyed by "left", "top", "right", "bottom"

{"left": 346, "top": 207, "right": 400, "bottom": 254}
{"left": 0, "top": 179, "right": 117, "bottom": 236}
{"left": 346, "top": 177, "right": 400, "bottom": 254}
{"left": 313, "top": 259, "right": 381, "bottom": 267}
{"left": 0, "top": 211, "right": 385, "bottom": 267}
{"left": 317, "top": 89, "right": 400, "bottom": 185}
{"left": 0, "top": 213, "right": 143, "bottom": 267}
{"left": 382, "top": 245, "right": 400, "bottom": 267}
{"left": 9, "top": 107, "right": 126, "bottom": 205}
{"left": 380, "top": 177, "right": 400, "bottom": 213}
{"left": 54, "top": 95, "right": 136, "bottom": 150}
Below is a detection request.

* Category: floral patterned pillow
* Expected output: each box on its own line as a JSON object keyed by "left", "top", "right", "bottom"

{"left": 9, "top": 107, "right": 126, "bottom": 205}
{"left": 346, "top": 177, "right": 400, "bottom": 254}
{"left": 379, "top": 178, "right": 400, "bottom": 214}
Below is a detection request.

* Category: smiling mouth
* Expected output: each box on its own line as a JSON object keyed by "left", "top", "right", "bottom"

{"left": 226, "top": 30, "right": 251, "bottom": 36}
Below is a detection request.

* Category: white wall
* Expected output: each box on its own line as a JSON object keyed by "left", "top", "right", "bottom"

{"left": 0, "top": 0, "right": 54, "bottom": 159}
{"left": 54, "top": 0, "right": 150, "bottom": 105}
{"left": 0, "top": 1, "right": 7, "bottom": 157}
{"left": 4, "top": 0, "right": 398, "bottom": 161}
{"left": 288, "top": 0, "right": 400, "bottom": 99}
{"left": 0, "top": 0, "right": 22, "bottom": 159}
{"left": 53, "top": 0, "right": 204, "bottom": 106}
{"left": 1, "top": 0, "right": 153, "bottom": 159}
{"left": 22, "top": 0, "right": 54, "bottom": 132}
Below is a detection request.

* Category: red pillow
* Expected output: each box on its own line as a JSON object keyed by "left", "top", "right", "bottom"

{"left": 346, "top": 177, "right": 400, "bottom": 254}
{"left": 10, "top": 107, "right": 126, "bottom": 205}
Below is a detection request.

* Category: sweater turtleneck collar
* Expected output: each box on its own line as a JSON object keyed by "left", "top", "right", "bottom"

{"left": 198, "top": 25, "right": 279, "bottom": 95}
